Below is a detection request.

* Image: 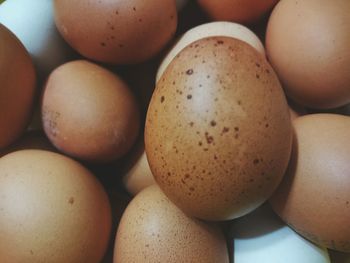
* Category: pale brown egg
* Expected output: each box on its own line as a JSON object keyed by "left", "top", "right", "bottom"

{"left": 266, "top": 0, "right": 350, "bottom": 109}
{"left": 0, "top": 150, "right": 111, "bottom": 262}
{"left": 145, "top": 36, "right": 292, "bottom": 221}
{"left": 197, "top": 0, "right": 279, "bottom": 24}
{"left": 114, "top": 185, "right": 229, "bottom": 263}
{"left": 270, "top": 114, "right": 350, "bottom": 252}
{"left": 41, "top": 60, "right": 140, "bottom": 163}
{"left": 122, "top": 140, "right": 155, "bottom": 196}
{"left": 53, "top": 0, "right": 177, "bottom": 64}
{"left": 0, "top": 24, "right": 36, "bottom": 149}
{"left": 156, "top": 21, "right": 266, "bottom": 81}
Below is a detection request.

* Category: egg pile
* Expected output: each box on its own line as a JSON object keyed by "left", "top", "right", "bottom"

{"left": 0, "top": 0, "right": 349, "bottom": 262}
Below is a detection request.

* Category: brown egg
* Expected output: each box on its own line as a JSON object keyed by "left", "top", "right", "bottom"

{"left": 197, "top": 0, "right": 279, "bottom": 24}
{"left": 114, "top": 185, "right": 229, "bottom": 263}
{"left": 266, "top": 0, "right": 350, "bottom": 109}
{"left": 0, "top": 150, "right": 111, "bottom": 262}
{"left": 0, "top": 24, "right": 36, "bottom": 149}
{"left": 41, "top": 60, "right": 140, "bottom": 163}
{"left": 54, "top": 0, "right": 177, "bottom": 64}
{"left": 145, "top": 36, "right": 292, "bottom": 221}
{"left": 122, "top": 140, "right": 156, "bottom": 196}
{"left": 0, "top": 131, "right": 56, "bottom": 158}
{"left": 270, "top": 114, "right": 350, "bottom": 252}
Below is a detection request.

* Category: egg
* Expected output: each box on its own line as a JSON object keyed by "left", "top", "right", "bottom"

{"left": 0, "top": 150, "right": 111, "bottom": 263}
{"left": 41, "top": 60, "right": 140, "bottom": 163}
{"left": 0, "top": 0, "right": 74, "bottom": 80}
{"left": 0, "top": 24, "right": 36, "bottom": 149}
{"left": 266, "top": 0, "right": 350, "bottom": 109}
{"left": 230, "top": 203, "right": 330, "bottom": 263}
{"left": 145, "top": 36, "right": 292, "bottom": 221}
{"left": 122, "top": 140, "right": 155, "bottom": 196}
{"left": 54, "top": 0, "right": 177, "bottom": 64}
{"left": 197, "top": 0, "right": 279, "bottom": 24}
{"left": 156, "top": 21, "right": 265, "bottom": 81}
{"left": 114, "top": 185, "right": 229, "bottom": 262}
{"left": 270, "top": 114, "right": 350, "bottom": 252}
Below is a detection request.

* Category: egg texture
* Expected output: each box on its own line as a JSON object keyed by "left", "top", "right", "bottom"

{"left": 41, "top": 60, "right": 140, "bottom": 163}
{"left": 0, "top": 24, "right": 36, "bottom": 149}
{"left": 54, "top": 0, "right": 177, "bottom": 64}
{"left": 197, "top": 0, "right": 279, "bottom": 24}
{"left": 114, "top": 185, "right": 229, "bottom": 263}
{"left": 270, "top": 114, "right": 350, "bottom": 252}
{"left": 0, "top": 150, "right": 111, "bottom": 263}
{"left": 145, "top": 36, "right": 292, "bottom": 221}
{"left": 157, "top": 21, "right": 265, "bottom": 81}
{"left": 266, "top": 0, "right": 350, "bottom": 109}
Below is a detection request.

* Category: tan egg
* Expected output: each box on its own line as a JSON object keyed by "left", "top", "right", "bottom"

{"left": 0, "top": 150, "right": 111, "bottom": 263}
{"left": 53, "top": 0, "right": 177, "bottom": 64}
{"left": 197, "top": 0, "right": 279, "bottom": 24}
{"left": 0, "top": 131, "right": 56, "bottom": 158}
{"left": 266, "top": 0, "right": 350, "bottom": 109}
{"left": 145, "top": 36, "right": 292, "bottom": 221}
{"left": 41, "top": 60, "right": 140, "bottom": 163}
{"left": 0, "top": 24, "right": 36, "bottom": 149}
{"left": 122, "top": 141, "right": 155, "bottom": 196}
{"left": 270, "top": 114, "right": 350, "bottom": 252}
{"left": 114, "top": 185, "right": 229, "bottom": 263}
{"left": 156, "top": 21, "right": 265, "bottom": 81}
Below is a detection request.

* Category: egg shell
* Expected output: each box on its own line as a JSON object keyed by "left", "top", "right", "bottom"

{"left": 145, "top": 36, "right": 292, "bottom": 221}
{"left": 122, "top": 140, "right": 155, "bottom": 196}
{"left": 266, "top": 0, "right": 350, "bottom": 109}
{"left": 114, "top": 185, "right": 229, "bottom": 263}
{"left": 270, "top": 114, "right": 350, "bottom": 252}
{"left": 0, "top": 24, "right": 36, "bottom": 149}
{"left": 41, "top": 60, "right": 140, "bottom": 163}
{"left": 156, "top": 21, "right": 265, "bottom": 81}
{"left": 197, "top": 0, "right": 279, "bottom": 24}
{"left": 54, "top": 0, "right": 177, "bottom": 65}
{"left": 0, "top": 150, "right": 111, "bottom": 263}
{"left": 230, "top": 204, "right": 330, "bottom": 263}
{"left": 0, "top": 0, "right": 74, "bottom": 80}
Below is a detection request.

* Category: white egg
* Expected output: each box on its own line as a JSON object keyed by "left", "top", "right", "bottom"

{"left": 156, "top": 21, "right": 265, "bottom": 82}
{"left": 0, "top": 0, "right": 73, "bottom": 79}
{"left": 230, "top": 204, "right": 330, "bottom": 263}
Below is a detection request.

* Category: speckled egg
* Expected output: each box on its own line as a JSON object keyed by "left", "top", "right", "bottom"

{"left": 114, "top": 185, "right": 229, "bottom": 262}
{"left": 145, "top": 36, "right": 292, "bottom": 221}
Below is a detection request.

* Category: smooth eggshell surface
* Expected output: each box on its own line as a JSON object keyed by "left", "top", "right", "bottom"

{"left": 156, "top": 21, "right": 265, "bottom": 81}
{"left": 145, "top": 36, "right": 292, "bottom": 221}
{"left": 0, "top": 24, "right": 36, "bottom": 149}
{"left": 266, "top": 0, "right": 350, "bottom": 109}
{"left": 114, "top": 185, "right": 229, "bottom": 263}
{"left": 270, "top": 114, "right": 350, "bottom": 252}
{"left": 0, "top": 150, "right": 112, "bottom": 263}
{"left": 54, "top": 0, "right": 177, "bottom": 64}
{"left": 41, "top": 60, "right": 140, "bottom": 163}
{"left": 230, "top": 204, "right": 330, "bottom": 263}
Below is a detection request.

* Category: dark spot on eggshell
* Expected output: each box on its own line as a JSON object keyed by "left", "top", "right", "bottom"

{"left": 210, "top": 120, "right": 217, "bottom": 127}
{"left": 187, "top": 94, "right": 192, "bottom": 99}
{"left": 68, "top": 197, "right": 74, "bottom": 204}
{"left": 160, "top": 96, "right": 165, "bottom": 103}
{"left": 186, "top": 69, "right": 193, "bottom": 75}
{"left": 256, "top": 74, "right": 260, "bottom": 79}
{"left": 100, "top": 42, "right": 106, "bottom": 47}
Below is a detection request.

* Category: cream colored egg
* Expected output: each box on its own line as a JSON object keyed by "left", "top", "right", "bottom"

{"left": 156, "top": 21, "right": 265, "bottom": 81}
